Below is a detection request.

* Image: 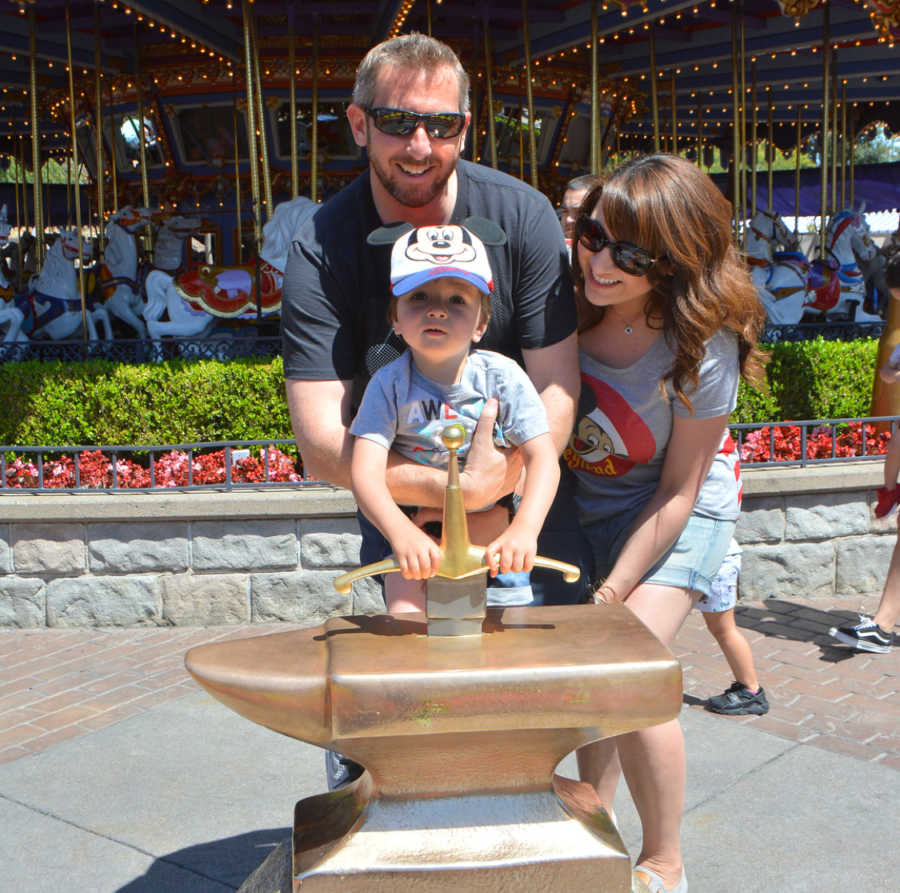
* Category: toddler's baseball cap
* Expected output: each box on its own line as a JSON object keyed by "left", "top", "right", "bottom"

{"left": 390, "top": 224, "right": 494, "bottom": 296}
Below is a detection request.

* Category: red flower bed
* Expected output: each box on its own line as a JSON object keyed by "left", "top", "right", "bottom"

{"left": 739, "top": 422, "right": 891, "bottom": 463}
{"left": 3, "top": 447, "right": 302, "bottom": 489}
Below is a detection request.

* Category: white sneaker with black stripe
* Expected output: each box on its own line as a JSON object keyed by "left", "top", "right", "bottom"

{"left": 828, "top": 616, "right": 892, "bottom": 653}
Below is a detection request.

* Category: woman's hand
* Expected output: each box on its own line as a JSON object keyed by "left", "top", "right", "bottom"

{"left": 591, "top": 583, "right": 622, "bottom": 605}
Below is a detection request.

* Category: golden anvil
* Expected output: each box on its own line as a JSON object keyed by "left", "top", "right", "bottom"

{"left": 185, "top": 425, "right": 682, "bottom": 890}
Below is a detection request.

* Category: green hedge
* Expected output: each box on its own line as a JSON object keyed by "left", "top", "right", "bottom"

{"left": 0, "top": 337, "right": 882, "bottom": 446}
{"left": 733, "top": 337, "right": 879, "bottom": 423}
{"left": 0, "top": 358, "right": 294, "bottom": 446}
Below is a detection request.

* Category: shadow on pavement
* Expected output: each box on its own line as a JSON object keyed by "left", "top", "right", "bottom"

{"left": 116, "top": 826, "right": 289, "bottom": 893}
{"left": 733, "top": 597, "right": 870, "bottom": 661}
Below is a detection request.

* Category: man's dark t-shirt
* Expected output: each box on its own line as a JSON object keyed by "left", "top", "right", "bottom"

{"left": 281, "top": 159, "right": 576, "bottom": 404}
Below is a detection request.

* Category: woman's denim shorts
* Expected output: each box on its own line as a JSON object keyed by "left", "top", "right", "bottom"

{"left": 584, "top": 504, "right": 736, "bottom": 599}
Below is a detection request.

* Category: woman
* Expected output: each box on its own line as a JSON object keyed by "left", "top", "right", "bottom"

{"left": 564, "top": 154, "right": 766, "bottom": 893}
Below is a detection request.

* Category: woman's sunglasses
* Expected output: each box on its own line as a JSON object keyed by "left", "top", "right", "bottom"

{"left": 575, "top": 215, "right": 659, "bottom": 277}
{"left": 365, "top": 106, "right": 466, "bottom": 139}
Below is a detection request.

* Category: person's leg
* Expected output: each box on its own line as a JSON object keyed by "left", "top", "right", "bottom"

{"left": 874, "top": 531, "right": 900, "bottom": 632}
{"left": 384, "top": 575, "right": 426, "bottom": 613}
{"left": 830, "top": 524, "right": 900, "bottom": 652}
{"left": 702, "top": 609, "right": 759, "bottom": 691}
{"left": 618, "top": 582, "right": 696, "bottom": 890}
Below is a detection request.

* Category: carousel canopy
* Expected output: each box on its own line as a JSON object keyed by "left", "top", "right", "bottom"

{"left": 0, "top": 0, "right": 898, "bottom": 209}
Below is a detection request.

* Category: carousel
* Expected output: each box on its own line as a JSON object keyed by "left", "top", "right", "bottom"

{"left": 0, "top": 0, "right": 898, "bottom": 363}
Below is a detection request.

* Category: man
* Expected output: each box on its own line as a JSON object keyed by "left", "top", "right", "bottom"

{"left": 281, "top": 33, "right": 585, "bottom": 604}
{"left": 559, "top": 173, "right": 596, "bottom": 246}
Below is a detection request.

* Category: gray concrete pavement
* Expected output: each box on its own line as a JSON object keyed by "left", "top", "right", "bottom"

{"left": 2, "top": 686, "right": 898, "bottom": 892}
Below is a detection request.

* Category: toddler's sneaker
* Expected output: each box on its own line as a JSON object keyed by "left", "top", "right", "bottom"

{"left": 705, "top": 681, "right": 769, "bottom": 715}
{"left": 874, "top": 485, "right": 900, "bottom": 518}
{"left": 828, "top": 616, "right": 892, "bottom": 653}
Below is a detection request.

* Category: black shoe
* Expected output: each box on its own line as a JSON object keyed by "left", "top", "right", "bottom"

{"left": 828, "top": 616, "right": 892, "bottom": 654}
{"left": 706, "top": 681, "right": 770, "bottom": 715}
{"left": 325, "top": 750, "right": 364, "bottom": 790}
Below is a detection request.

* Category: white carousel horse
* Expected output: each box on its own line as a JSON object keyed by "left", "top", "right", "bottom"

{"left": 145, "top": 196, "right": 318, "bottom": 344}
{"left": 746, "top": 209, "right": 806, "bottom": 324}
{"left": 803, "top": 208, "right": 882, "bottom": 322}
{"left": 96, "top": 205, "right": 154, "bottom": 337}
{"left": 152, "top": 214, "right": 203, "bottom": 274}
{"left": 12, "top": 229, "right": 111, "bottom": 341}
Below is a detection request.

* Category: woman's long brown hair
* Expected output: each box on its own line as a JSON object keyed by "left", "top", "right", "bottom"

{"left": 572, "top": 154, "right": 767, "bottom": 411}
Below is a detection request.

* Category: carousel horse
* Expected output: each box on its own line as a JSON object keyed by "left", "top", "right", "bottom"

{"left": 152, "top": 214, "right": 204, "bottom": 274}
{"left": 0, "top": 204, "right": 26, "bottom": 346}
{"left": 145, "top": 195, "right": 318, "bottom": 344}
{"left": 858, "top": 224, "right": 900, "bottom": 316}
{"left": 12, "top": 229, "right": 111, "bottom": 341}
{"left": 803, "top": 208, "right": 882, "bottom": 322}
{"left": 96, "top": 205, "right": 154, "bottom": 337}
{"left": 746, "top": 208, "right": 805, "bottom": 324}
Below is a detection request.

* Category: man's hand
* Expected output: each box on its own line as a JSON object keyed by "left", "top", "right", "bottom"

{"left": 459, "top": 398, "right": 523, "bottom": 510}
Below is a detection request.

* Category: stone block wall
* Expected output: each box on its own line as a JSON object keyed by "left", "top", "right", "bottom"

{"left": 0, "top": 488, "right": 383, "bottom": 628}
{"left": 0, "top": 459, "right": 893, "bottom": 627}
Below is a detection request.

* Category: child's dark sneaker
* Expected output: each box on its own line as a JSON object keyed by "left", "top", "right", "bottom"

{"left": 874, "top": 485, "right": 900, "bottom": 518}
{"left": 828, "top": 616, "right": 892, "bottom": 653}
{"left": 705, "top": 681, "right": 770, "bottom": 715}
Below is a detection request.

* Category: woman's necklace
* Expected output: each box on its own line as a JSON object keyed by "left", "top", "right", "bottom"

{"left": 606, "top": 304, "right": 645, "bottom": 335}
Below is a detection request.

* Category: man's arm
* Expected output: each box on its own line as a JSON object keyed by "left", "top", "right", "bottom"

{"left": 285, "top": 378, "right": 355, "bottom": 487}
{"left": 287, "top": 377, "right": 513, "bottom": 509}
{"left": 522, "top": 331, "right": 580, "bottom": 455}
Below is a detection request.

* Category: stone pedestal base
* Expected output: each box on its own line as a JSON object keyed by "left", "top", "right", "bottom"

{"left": 291, "top": 772, "right": 630, "bottom": 892}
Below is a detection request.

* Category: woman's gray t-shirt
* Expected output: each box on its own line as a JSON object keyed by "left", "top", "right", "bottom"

{"left": 563, "top": 329, "right": 741, "bottom": 525}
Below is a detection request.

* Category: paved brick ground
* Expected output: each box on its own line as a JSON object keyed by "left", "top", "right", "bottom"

{"left": 0, "top": 596, "right": 897, "bottom": 769}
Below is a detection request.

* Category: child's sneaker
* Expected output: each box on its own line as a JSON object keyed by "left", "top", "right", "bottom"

{"left": 874, "top": 485, "right": 900, "bottom": 518}
{"left": 705, "top": 681, "right": 770, "bottom": 715}
{"left": 828, "top": 616, "right": 892, "bottom": 653}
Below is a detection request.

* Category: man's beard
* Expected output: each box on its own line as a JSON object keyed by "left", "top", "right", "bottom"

{"left": 370, "top": 151, "right": 459, "bottom": 209}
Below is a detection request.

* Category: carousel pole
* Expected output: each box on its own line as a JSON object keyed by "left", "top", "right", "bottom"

{"left": 107, "top": 81, "right": 118, "bottom": 213}
{"left": 794, "top": 106, "right": 802, "bottom": 241}
{"left": 739, "top": 7, "right": 747, "bottom": 232}
{"left": 66, "top": 0, "right": 88, "bottom": 342}
{"left": 591, "top": 0, "right": 599, "bottom": 174}
{"left": 14, "top": 137, "right": 23, "bottom": 291}
{"left": 94, "top": 7, "right": 105, "bottom": 261}
{"left": 310, "top": 20, "right": 319, "bottom": 203}
{"left": 649, "top": 24, "right": 660, "bottom": 152}
{"left": 233, "top": 94, "right": 243, "bottom": 264}
{"left": 697, "top": 93, "right": 704, "bottom": 171}
{"left": 288, "top": 11, "right": 298, "bottom": 199}
{"left": 840, "top": 80, "right": 848, "bottom": 209}
{"left": 427, "top": 0, "right": 432, "bottom": 37}
{"left": 819, "top": 2, "right": 831, "bottom": 256}
{"left": 28, "top": 5, "right": 44, "bottom": 270}
{"left": 521, "top": 0, "right": 539, "bottom": 190}
{"left": 483, "top": 19, "right": 497, "bottom": 170}
{"left": 750, "top": 60, "right": 758, "bottom": 217}
{"left": 249, "top": 9, "right": 273, "bottom": 219}
{"left": 18, "top": 136, "right": 29, "bottom": 249}
{"left": 730, "top": 7, "right": 740, "bottom": 242}
{"left": 670, "top": 72, "right": 676, "bottom": 155}
{"left": 850, "top": 106, "right": 856, "bottom": 208}
{"left": 66, "top": 157, "right": 73, "bottom": 229}
{"left": 241, "top": 0, "right": 262, "bottom": 257}
{"left": 471, "top": 25, "right": 479, "bottom": 163}
{"left": 831, "top": 53, "right": 838, "bottom": 213}
{"left": 767, "top": 92, "right": 774, "bottom": 210}
{"left": 133, "top": 26, "right": 153, "bottom": 262}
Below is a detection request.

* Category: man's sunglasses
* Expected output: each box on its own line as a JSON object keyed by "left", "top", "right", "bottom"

{"left": 575, "top": 215, "right": 659, "bottom": 277}
{"left": 365, "top": 106, "right": 466, "bottom": 139}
